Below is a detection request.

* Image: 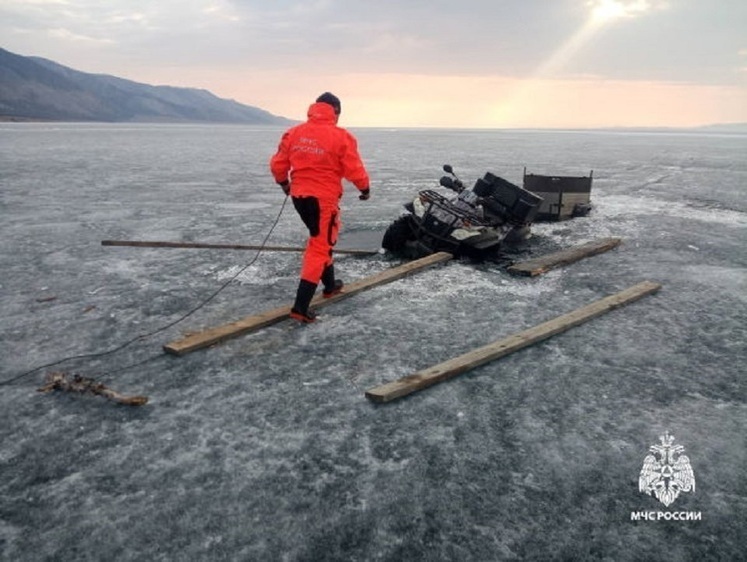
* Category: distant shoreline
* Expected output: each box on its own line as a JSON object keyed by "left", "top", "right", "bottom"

{"left": 0, "top": 116, "right": 286, "bottom": 126}
{"left": 1, "top": 116, "right": 745, "bottom": 134}
{"left": 0, "top": 116, "right": 51, "bottom": 122}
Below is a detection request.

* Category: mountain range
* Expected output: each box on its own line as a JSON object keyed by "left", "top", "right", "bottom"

{"left": 0, "top": 47, "right": 293, "bottom": 125}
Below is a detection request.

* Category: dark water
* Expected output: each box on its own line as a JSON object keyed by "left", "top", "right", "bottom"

{"left": 1, "top": 124, "right": 745, "bottom": 561}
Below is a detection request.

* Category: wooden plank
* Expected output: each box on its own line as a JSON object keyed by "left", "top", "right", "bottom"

{"left": 163, "top": 251, "right": 454, "bottom": 356}
{"left": 365, "top": 280, "right": 662, "bottom": 403}
{"left": 102, "top": 239, "right": 377, "bottom": 256}
{"left": 507, "top": 237, "right": 622, "bottom": 277}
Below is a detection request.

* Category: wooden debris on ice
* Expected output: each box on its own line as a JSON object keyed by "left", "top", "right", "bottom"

{"left": 38, "top": 372, "right": 148, "bottom": 406}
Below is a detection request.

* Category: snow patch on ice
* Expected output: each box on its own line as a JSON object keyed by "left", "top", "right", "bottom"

{"left": 596, "top": 194, "right": 747, "bottom": 227}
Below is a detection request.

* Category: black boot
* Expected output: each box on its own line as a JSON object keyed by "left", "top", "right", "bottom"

{"left": 321, "top": 264, "right": 344, "bottom": 298}
{"left": 290, "top": 279, "right": 317, "bottom": 323}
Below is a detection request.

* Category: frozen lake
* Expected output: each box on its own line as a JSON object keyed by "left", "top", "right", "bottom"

{"left": 1, "top": 124, "right": 745, "bottom": 560}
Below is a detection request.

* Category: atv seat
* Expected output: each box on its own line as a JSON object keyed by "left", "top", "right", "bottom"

{"left": 473, "top": 173, "right": 543, "bottom": 225}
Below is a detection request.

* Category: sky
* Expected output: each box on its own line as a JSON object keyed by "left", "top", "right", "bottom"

{"left": 1, "top": 0, "right": 746, "bottom": 128}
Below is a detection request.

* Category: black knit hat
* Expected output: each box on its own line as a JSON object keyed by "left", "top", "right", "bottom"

{"left": 316, "top": 92, "right": 341, "bottom": 115}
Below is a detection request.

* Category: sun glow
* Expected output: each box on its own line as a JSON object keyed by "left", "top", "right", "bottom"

{"left": 527, "top": 1, "right": 656, "bottom": 81}
{"left": 589, "top": 0, "right": 651, "bottom": 24}
{"left": 483, "top": 0, "right": 662, "bottom": 128}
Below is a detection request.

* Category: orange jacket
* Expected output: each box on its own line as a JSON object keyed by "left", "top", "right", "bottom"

{"left": 270, "top": 102, "right": 369, "bottom": 201}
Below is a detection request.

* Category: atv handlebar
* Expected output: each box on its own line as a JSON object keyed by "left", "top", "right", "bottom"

{"left": 439, "top": 176, "right": 464, "bottom": 192}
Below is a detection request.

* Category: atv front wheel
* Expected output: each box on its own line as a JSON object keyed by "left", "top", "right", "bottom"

{"left": 382, "top": 216, "right": 414, "bottom": 253}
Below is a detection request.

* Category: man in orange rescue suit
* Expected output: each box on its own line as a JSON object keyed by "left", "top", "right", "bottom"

{"left": 270, "top": 92, "right": 371, "bottom": 323}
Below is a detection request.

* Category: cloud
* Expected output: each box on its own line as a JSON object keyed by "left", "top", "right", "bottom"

{"left": 48, "top": 27, "right": 115, "bottom": 44}
{"left": 11, "top": 0, "right": 70, "bottom": 4}
{"left": 587, "top": 0, "right": 670, "bottom": 22}
{"left": 202, "top": 2, "right": 241, "bottom": 22}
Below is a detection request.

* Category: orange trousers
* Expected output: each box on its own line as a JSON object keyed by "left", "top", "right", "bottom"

{"left": 292, "top": 196, "right": 340, "bottom": 284}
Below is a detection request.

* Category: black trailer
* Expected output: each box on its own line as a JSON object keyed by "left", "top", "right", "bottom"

{"left": 523, "top": 169, "right": 593, "bottom": 221}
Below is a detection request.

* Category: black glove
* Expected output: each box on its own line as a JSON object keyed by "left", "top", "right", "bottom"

{"left": 278, "top": 180, "right": 290, "bottom": 196}
{"left": 358, "top": 188, "right": 370, "bottom": 201}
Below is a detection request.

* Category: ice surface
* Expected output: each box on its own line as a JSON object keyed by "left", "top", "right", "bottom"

{"left": 1, "top": 124, "right": 745, "bottom": 560}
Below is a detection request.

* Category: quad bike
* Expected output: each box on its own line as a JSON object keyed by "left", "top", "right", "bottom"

{"left": 382, "top": 164, "right": 594, "bottom": 259}
{"left": 381, "top": 165, "right": 544, "bottom": 259}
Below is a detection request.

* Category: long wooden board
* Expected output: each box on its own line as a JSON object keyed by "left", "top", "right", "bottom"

{"left": 365, "top": 280, "right": 661, "bottom": 403}
{"left": 102, "top": 239, "right": 377, "bottom": 256}
{"left": 163, "top": 251, "right": 454, "bottom": 356}
{"left": 507, "top": 237, "right": 622, "bottom": 277}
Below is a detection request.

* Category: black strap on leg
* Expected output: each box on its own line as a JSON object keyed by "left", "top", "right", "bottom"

{"left": 292, "top": 196, "right": 321, "bottom": 237}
